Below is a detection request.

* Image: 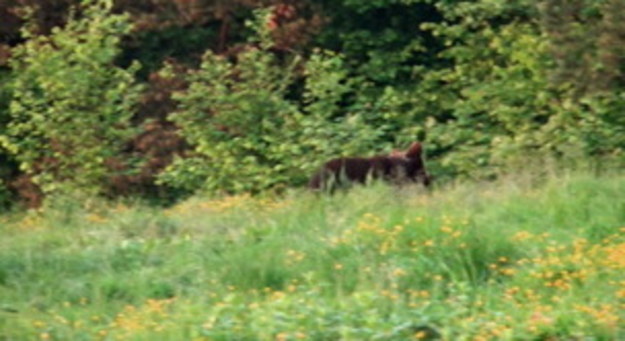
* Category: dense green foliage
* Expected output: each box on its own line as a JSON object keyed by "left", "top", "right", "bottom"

{"left": 0, "top": 0, "right": 623, "bottom": 204}
{"left": 418, "top": 1, "right": 625, "bottom": 177}
{"left": 160, "top": 34, "right": 382, "bottom": 193}
{"left": 1, "top": 171, "right": 624, "bottom": 339}
{"left": 0, "top": 0, "right": 141, "bottom": 196}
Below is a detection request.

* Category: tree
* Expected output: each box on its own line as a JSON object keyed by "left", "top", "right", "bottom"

{"left": 0, "top": 0, "right": 142, "bottom": 195}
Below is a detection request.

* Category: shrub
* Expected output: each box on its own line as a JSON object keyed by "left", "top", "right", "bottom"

{"left": 158, "top": 11, "right": 382, "bottom": 195}
{"left": 0, "top": 0, "right": 142, "bottom": 196}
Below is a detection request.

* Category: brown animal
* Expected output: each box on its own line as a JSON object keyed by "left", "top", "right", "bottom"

{"left": 308, "top": 142, "right": 431, "bottom": 191}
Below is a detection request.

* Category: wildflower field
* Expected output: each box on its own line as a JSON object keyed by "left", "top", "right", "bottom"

{"left": 1, "top": 170, "right": 624, "bottom": 340}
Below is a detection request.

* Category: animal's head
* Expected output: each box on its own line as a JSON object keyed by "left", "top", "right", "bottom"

{"left": 402, "top": 142, "right": 432, "bottom": 186}
{"left": 404, "top": 142, "right": 423, "bottom": 159}
{"left": 390, "top": 142, "right": 424, "bottom": 160}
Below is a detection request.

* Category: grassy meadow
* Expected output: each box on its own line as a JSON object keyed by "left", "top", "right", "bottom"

{"left": 1, "top": 169, "right": 624, "bottom": 340}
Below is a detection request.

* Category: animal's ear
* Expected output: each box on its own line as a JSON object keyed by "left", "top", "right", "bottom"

{"left": 405, "top": 142, "right": 423, "bottom": 159}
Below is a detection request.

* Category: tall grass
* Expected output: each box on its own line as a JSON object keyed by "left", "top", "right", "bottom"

{"left": 1, "top": 169, "right": 624, "bottom": 340}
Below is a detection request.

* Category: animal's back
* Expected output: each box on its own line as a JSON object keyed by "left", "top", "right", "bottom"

{"left": 308, "top": 156, "right": 393, "bottom": 190}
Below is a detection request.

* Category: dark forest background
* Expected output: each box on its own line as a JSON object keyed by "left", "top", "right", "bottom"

{"left": 0, "top": 0, "right": 624, "bottom": 208}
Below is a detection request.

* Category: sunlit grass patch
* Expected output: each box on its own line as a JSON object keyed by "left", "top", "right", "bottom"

{"left": 0, "top": 171, "right": 624, "bottom": 339}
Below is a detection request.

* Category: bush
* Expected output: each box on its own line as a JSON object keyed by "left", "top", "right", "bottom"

{"left": 158, "top": 11, "right": 382, "bottom": 195}
{"left": 407, "top": 1, "right": 625, "bottom": 179}
{"left": 0, "top": 0, "right": 142, "bottom": 196}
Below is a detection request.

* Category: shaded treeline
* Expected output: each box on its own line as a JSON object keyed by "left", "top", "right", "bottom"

{"left": 0, "top": 0, "right": 624, "bottom": 208}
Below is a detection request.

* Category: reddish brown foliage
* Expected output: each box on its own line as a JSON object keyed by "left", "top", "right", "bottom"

{"left": 9, "top": 174, "right": 43, "bottom": 208}
{"left": 265, "top": 2, "right": 324, "bottom": 52}
{"left": 105, "top": 62, "right": 188, "bottom": 197}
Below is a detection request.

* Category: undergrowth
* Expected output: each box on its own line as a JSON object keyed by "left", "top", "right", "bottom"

{"left": 0, "top": 169, "right": 624, "bottom": 340}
